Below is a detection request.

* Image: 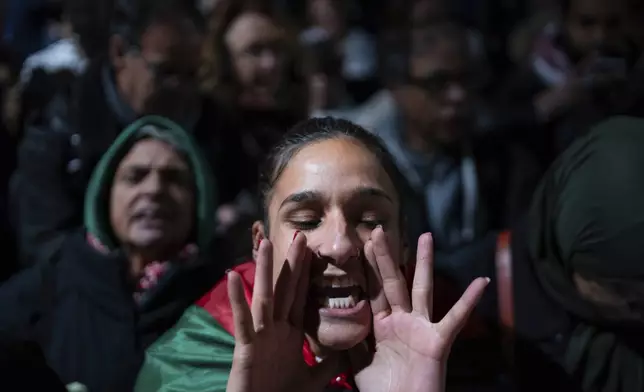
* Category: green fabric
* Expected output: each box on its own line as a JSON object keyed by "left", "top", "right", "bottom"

{"left": 134, "top": 305, "right": 235, "bottom": 392}
{"left": 83, "top": 115, "right": 217, "bottom": 250}
{"left": 528, "top": 116, "right": 644, "bottom": 392}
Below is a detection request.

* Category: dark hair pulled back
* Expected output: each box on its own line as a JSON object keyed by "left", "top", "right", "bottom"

{"left": 258, "top": 117, "right": 407, "bottom": 229}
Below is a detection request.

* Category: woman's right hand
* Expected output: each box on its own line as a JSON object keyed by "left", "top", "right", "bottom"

{"left": 226, "top": 233, "right": 341, "bottom": 392}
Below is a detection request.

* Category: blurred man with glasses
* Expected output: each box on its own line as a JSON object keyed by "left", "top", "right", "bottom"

{"left": 11, "top": 2, "right": 238, "bottom": 267}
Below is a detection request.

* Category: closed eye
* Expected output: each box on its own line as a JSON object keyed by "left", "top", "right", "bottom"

{"left": 360, "top": 220, "right": 386, "bottom": 230}
{"left": 290, "top": 219, "right": 321, "bottom": 231}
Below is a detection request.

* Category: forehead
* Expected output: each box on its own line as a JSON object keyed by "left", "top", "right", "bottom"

{"left": 139, "top": 21, "right": 203, "bottom": 60}
{"left": 410, "top": 37, "right": 467, "bottom": 78}
{"left": 225, "top": 12, "right": 283, "bottom": 52}
{"left": 309, "top": 0, "right": 343, "bottom": 13}
{"left": 570, "top": 0, "right": 625, "bottom": 15}
{"left": 118, "top": 139, "right": 188, "bottom": 169}
{"left": 271, "top": 138, "right": 398, "bottom": 206}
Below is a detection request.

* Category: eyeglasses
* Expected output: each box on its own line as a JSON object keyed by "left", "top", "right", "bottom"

{"left": 233, "top": 41, "right": 287, "bottom": 63}
{"left": 409, "top": 70, "right": 474, "bottom": 94}
{"left": 129, "top": 47, "right": 198, "bottom": 84}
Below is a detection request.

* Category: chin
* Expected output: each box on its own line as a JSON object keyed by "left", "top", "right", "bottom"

{"left": 313, "top": 319, "right": 371, "bottom": 351}
{"left": 129, "top": 233, "right": 167, "bottom": 251}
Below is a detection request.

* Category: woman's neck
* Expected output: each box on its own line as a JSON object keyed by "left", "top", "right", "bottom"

{"left": 126, "top": 244, "right": 179, "bottom": 276}
{"left": 306, "top": 334, "right": 331, "bottom": 359}
{"left": 129, "top": 254, "right": 149, "bottom": 277}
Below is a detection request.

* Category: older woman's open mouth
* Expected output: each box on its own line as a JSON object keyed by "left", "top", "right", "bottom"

{"left": 311, "top": 276, "right": 368, "bottom": 317}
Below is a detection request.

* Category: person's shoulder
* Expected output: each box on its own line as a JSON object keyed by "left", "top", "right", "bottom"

{"left": 195, "top": 261, "right": 255, "bottom": 330}
{"left": 352, "top": 90, "right": 399, "bottom": 133}
{"left": 20, "top": 39, "right": 87, "bottom": 84}
{"left": 57, "top": 231, "right": 130, "bottom": 280}
{"left": 58, "top": 231, "right": 119, "bottom": 263}
{"left": 344, "top": 29, "right": 376, "bottom": 47}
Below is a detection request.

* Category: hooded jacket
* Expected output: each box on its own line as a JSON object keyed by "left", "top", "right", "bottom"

{"left": 84, "top": 115, "right": 217, "bottom": 251}
{"left": 0, "top": 116, "right": 227, "bottom": 391}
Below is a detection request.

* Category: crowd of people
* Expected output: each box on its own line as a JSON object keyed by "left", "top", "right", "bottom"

{"left": 0, "top": 0, "right": 643, "bottom": 391}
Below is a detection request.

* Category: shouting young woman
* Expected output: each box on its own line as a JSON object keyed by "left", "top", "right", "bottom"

{"left": 135, "top": 117, "right": 490, "bottom": 392}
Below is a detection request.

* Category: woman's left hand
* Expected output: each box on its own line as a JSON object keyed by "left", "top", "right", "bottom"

{"left": 352, "top": 227, "right": 489, "bottom": 392}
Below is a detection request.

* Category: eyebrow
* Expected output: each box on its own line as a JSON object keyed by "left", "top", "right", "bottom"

{"left": 122, "top": 163, "right": 188, "bottom": 170}
{"left": 118, "top": 164, "right": 190, "bottom": 176}
{"left": 278, "top": 186, "right": 394, "bottom": 210}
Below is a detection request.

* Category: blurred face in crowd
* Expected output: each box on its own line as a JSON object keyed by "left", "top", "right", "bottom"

{"left": 111, "top": 17, "right": 203, "bottom": 123}
{"left": 411, "top": 0, "right": 448, "bottom": 25}
{"left": 565, "top": 0, "right": 629, "bottom": 58}
{"left": 401, "top": 28, "right": 471, "bottom": 147}
{"left": 252, "top": 137, "right": 403, "bottom": 354}
{"left": 225, "top": 12, "right": 288, "bottom": 110}
{"left": 308, "top": 0, "right": 346, "bottom": 39}
{"left": 110, "top": 138, "right": 195, "bottom": 262}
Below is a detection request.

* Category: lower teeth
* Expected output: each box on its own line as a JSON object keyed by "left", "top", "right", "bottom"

{"left": 321, "top": 295, "right": 357, "bottom": 309}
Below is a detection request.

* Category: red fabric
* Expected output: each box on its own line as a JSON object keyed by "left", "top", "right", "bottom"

{"left": 196, "top": 261, "right": 353, "bottom": 390}
{"left": 195, "top": 262, "right": 256, "bottom": 335}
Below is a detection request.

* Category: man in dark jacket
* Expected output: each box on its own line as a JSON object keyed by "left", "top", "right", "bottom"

{"left": 321, "top": 22, "right": 541, "bottom": 253}
{"left": 11, "top": 2, "right": 242, "bottom": 267}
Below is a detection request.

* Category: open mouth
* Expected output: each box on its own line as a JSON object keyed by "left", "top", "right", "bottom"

{"left": 311, "top": 276, "right": 366, "bottom": 310}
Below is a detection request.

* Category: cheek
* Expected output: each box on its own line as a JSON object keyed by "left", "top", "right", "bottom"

{"left": 109, "top": 189, "right": 130, "bottom": 234}
{"left": 172, "top": 190, "right": 195, "bottom": 224}
{"left": 269, "top": 226, "right": 294, "bottom": 286}
{"left": 410, "top": 92, "right": 439, "bottom": 118}
{"left": 570, "top": 27, "right": 591, "bottom": 45}
{"left": 233, "top": 58, "right": 255, "bottom": 85}
{"left": 173, "top": 188, "right": 194, "bottom": 207}
{"left": 271, "top": 245, "right": 288, "bottom": 287}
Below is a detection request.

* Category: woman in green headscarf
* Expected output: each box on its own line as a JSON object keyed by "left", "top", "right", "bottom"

{"left": 511, "top": 116, "right": 644, "bottom": 391}
{"left": 0, "top": 116, "right": 227, "bottom": 391}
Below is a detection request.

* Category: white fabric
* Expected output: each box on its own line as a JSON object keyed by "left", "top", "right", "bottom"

{"left": 20, "top": 38, "right": 88, "bottom": 84}
{"left": 300, "top": 28, "right": 378, "bottom": 81}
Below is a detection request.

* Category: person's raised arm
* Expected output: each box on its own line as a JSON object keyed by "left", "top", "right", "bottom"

{"left": 11, "top": 118, "right": 81, "bottom": 266}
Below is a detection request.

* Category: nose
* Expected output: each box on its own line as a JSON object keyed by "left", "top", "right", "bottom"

{"left": 259, "top": 50, "right": 278, "bottom": 72}
{"left": 315, "top": 215, "right": 360, "bottom": 267}
{"left": 446, "top": 82, "right": 467, "bottom": 104}
{"left": 592, "top": 26, "right": 609, "bottom": 47}
{"left": 140, "top": 171, "right": 163, "bottom": 195}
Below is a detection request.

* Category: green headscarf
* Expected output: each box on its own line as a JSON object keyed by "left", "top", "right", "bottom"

{"left": 528, "top": 116, "right": 644, "bottom": 392}
{"left": 84, "top": 115, "right": 217, "bottom": 251}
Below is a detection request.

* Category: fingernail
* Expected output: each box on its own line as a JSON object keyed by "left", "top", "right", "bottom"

{"left": 293, "top": 231, "right": 300, "bottom": 241}
{"left": 258, "top": 239, "right": 263, "bottom": 248}
{"left": 225, "top": 268, "right": 232, "bottom": 275}
{"left": 484, "top": 277, "right": 491, "bottom": 284}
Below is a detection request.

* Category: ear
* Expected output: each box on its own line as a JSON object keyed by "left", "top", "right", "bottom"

{"left": 251, "top": 220, "right": 266, "bottom": 261}
{"left": 109, "top": 35, "right": 128, "bottom": 70}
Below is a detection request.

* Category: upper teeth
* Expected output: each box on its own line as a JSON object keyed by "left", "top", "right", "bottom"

{"left": 316, "top": 276, "right": 357, "bottom": 288}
